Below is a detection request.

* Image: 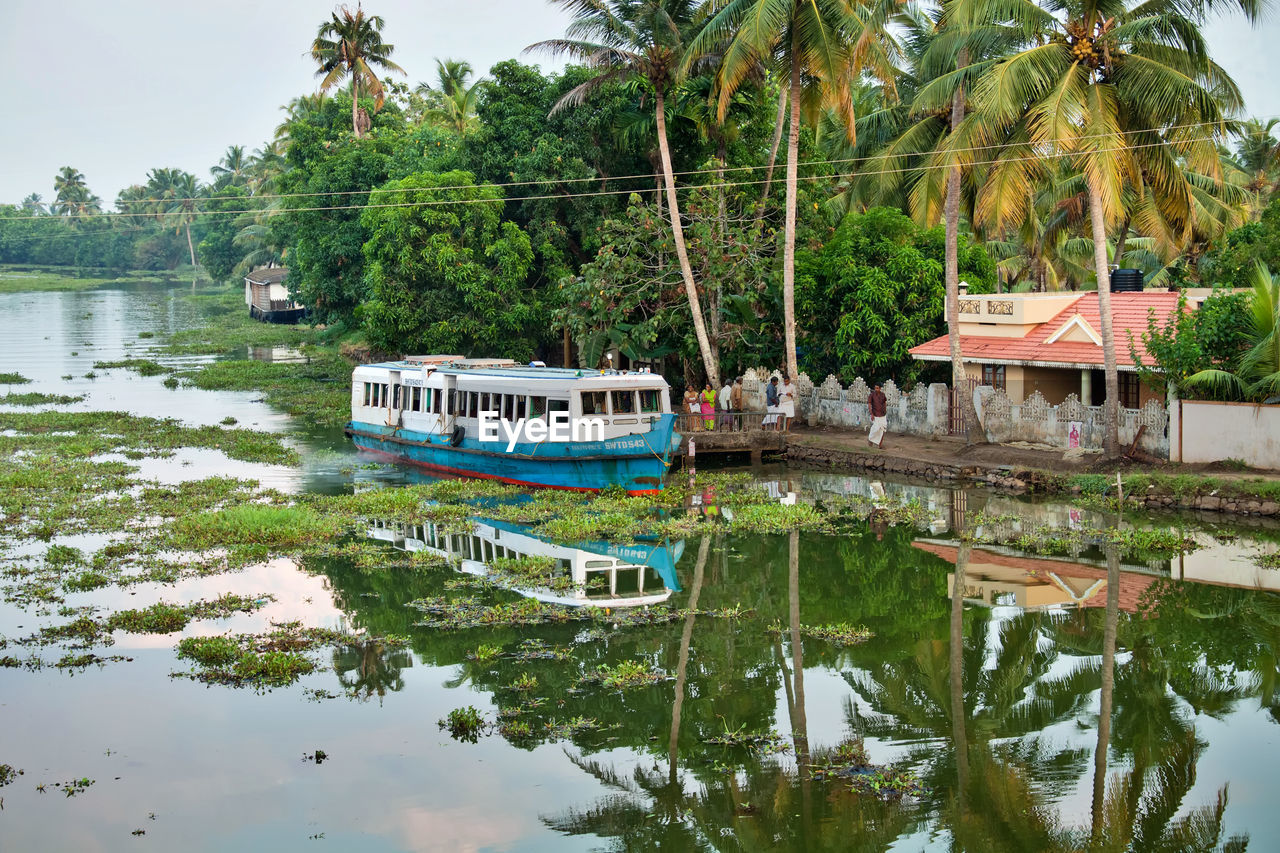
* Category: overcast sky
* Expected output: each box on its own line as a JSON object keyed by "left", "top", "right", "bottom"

{"left": 4, "top": 0, "right": 1276, "bottom": 208}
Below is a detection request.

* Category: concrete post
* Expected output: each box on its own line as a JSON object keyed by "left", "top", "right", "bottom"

{"left": 1081, "top": 369, "right": 1092, "bottom": 406}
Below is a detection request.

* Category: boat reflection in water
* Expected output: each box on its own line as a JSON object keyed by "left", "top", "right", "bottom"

{"left": 367, "top": 516, "right": 683, "bottom": 608}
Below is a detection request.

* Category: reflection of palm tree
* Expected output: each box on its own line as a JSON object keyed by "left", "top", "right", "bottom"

{"left": 332, "top": 636, "right": 412, "bottom": 703}
{"left": 668, "top": 535, "right": 710, "bottom": 782}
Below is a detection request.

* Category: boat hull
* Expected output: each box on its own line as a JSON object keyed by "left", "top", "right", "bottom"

{"left": 344, "top": 415, "right": 678, "bottom": 495}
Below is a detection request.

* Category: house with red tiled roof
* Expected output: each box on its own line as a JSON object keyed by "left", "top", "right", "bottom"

{"left": 909, "top": 291, "right": 1187, "bottom": 409}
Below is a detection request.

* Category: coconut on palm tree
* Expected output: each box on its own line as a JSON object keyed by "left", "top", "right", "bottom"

{"left": 312, "top": 4, "right": 406, "bottom": 139}
{"left": 529, "top": 0, "right": 721, "bottom": 387}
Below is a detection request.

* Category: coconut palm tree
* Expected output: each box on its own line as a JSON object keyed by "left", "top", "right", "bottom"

{"left": 528, "top": 0, "right": 721, "bottom": 387}
{"left": 210, "top": 145, "right": 249, "bottom": 189}
{"left": 417, "top": 58, "right": 484, "bottom": 135}
{"left": 311, "top": 4, "right": 406, "bottom": 139}
{"left": 962, "top": 0, "right": 1256, "bottom": 456}
{"left": 690, "top": 0, "right": 895, "bottom": 382}
{"left": 146, "top": 168, "right": 204, "bottom": 268}
{"left": 21, "top": 193, "right": 45, "bottom": 215}
{"left": 52, "top": 166, "right": 102, "bottom": 220}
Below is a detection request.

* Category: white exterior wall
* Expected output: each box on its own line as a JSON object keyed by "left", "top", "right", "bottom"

{"left": 1175, "top": 401, "right": 1280, "bottom": 470}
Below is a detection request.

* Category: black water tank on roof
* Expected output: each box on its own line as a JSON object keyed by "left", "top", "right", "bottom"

{"left": 1110, "top": 268, "right": 1144, "bottom": 292}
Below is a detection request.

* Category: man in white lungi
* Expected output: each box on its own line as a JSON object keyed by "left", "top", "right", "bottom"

{"left": 868, "top": 382, "right": 888, "bottom": 448}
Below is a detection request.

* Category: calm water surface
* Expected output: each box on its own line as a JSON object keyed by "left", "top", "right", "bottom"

{"left": 3, "top": 286, "right": 1280, "bottom": 851}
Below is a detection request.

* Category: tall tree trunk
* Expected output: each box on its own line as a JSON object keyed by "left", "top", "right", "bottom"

{"left": 352, "top": 77, "right": 361, "bottom": 138}
{"left": 655, "top": 89, "right": 718, "bottom": 387}
{"left": 711, "top": 142, "right": 727, "bottom": 372}
{"left": 944, "top": 55, "right": 978, "bottom": 443}
{"left": 1088, "top": 177, "right": 1120, "bottom": 456}
{"left": 185, "top": 222, "right": 197, "bottom": 268}
{"left": 759, "top": 84, "right": 789, "bottom": 216}
{"left": 1091, "top": 541, "right": 1121, "bottom": 842}
{"left": 782, "top": 48, "right": 803, "bottom": 382}
{"left": 668, "top": 535, "right": 709, "bottom": 784}
{"left": 1113, "top": 214, "right": 1131, "bottom": 269}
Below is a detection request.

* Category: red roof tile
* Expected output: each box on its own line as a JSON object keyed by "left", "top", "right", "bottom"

{"left": 910, "top": 292, "right": 1183, "bottom": 369}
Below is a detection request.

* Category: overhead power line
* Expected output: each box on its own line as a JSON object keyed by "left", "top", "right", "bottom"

{"left": 0, "top": 130, "right": 1235, "bottom": 230}
{"left": 2, "top": 111, "right": 1268, "bottom": 222}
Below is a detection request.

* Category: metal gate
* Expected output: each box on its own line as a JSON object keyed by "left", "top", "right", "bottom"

{"left": 950, "top": 378, "right": 978, "bottom": 436}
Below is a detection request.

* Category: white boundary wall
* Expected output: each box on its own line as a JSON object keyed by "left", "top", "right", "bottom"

{"left": 1174, "top": 401, "right": 1280, "bottom": 470}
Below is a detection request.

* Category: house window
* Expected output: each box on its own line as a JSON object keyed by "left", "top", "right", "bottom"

{"left": 981, "top": 365, "right": 1006, "bottom": 391}
{"left": 1119, "top": 374, "right": 1140, "bottom": 409}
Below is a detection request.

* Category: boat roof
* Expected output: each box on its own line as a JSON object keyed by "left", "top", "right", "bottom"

{"left": 356, "top": 360, "right": 669, "bottom": 385}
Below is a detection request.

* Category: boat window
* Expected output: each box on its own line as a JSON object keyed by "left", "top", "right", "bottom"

{"left": 381, "top": 384, "right": 389, "bottom": 408}
{"left": 580, "top": 391, "right": 608, "bottom": 416}
{"left": 467, "top": 392, "right": 479, "bottom": 419}
{"left": 515, "top": 396, "right": 526, "bottom": 420}
{"left": 411, "top": 387, "right": 422, "bottom": 412}
{"left": 585, "top": 560, "right": 614, "bottom": 568}
{"left": 392, "top": 385, "right": 401, "bottom": 410}
{"left": 446, "top": 389, "right": 456, "bottom": 416}
{"left": 478, "top": 392, "right": 490, "bottom": 415}
{"left": 503, "top": 394, "right": 515, "bottom": 421}
{"left": 363, "top": 382, "right": 372, "bottom": 407}
{"left": 427, "top": 388, "right": 438, "bottom": 414}
{"left": 611, "top": 390, "right": 636, "bottom": 414}
{"left": 529, "top": 396, "right": 547, "bottom": 418}
{"left": 639, "top": 389, "right": 662, "bottom": 413}
{"left": 548, "top": 398, "right": 569, "bottom": 417}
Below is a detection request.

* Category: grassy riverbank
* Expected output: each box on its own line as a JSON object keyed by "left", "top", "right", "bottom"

{"left": 0, "top": 264, "right": 210, "bottom": 293}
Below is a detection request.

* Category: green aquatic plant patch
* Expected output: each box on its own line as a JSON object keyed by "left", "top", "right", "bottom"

{"left": 92, "top": 358, "right": 173, "bottom": 376}
{"left": 0, "top": 410, "right": 297, "bottom": 465}
{"left": 0, "top": 372, "right": 31, "bottom": 384}
{"left": 179, "top": 353, "right": 351, "bottom": 428}
{"left": 1, "top": 392, "right": 85, "bottom": 406}
{"left": 168, "top": 504, "right": 343, "bottom": 550}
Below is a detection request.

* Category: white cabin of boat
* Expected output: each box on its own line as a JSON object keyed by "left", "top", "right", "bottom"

{"left": 350, "top": 355, "right": 673, "bottom": 443}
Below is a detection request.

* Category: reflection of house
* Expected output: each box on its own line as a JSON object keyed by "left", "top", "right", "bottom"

{"left": 909, "top": 291, "right": 1187, "bottom": 408}
{"left": 243, "top": 267, "right": 305, "bottom": 324}
{"left": 367, "top": 517, "right": 680, "bottom": 608}
{"left": 914, "top": 541, "right": 1154, "bottom": 612}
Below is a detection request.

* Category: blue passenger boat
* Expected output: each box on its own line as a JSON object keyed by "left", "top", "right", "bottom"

{"left": 343, "top": 356, "right": 681, "bottom": 494}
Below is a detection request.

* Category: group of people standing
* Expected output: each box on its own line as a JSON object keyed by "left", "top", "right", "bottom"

{"left": 681, "top": 374, "right": 796, "bottom": 431}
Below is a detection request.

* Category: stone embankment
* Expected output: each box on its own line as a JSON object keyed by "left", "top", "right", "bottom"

{"left": 785, "top": 440, "right": 1280, "bottom": 518}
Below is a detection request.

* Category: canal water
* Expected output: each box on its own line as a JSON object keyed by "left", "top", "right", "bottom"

{"left": 3, "top": 285, "right": 1280, "bottom": 851}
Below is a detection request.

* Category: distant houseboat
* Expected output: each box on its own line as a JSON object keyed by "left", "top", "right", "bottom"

{"left": 243, "top": 267, "right": 306, "bottom": 324}
{"left": 344, "top": 356, "right": 681, "bottom": 494}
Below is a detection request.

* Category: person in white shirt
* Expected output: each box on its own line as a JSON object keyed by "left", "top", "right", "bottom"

{"left": 718, "top": 380, "right": 733, "bottom": 430}
{"left": 778, "top": 374, "right": 796, "bottom": 431}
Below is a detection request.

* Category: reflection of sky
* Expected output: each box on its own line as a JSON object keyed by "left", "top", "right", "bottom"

{"left": 0, "top": 654, "right": 603, "bottom": 852}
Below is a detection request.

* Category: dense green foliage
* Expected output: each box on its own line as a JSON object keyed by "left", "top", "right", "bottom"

{"left": 360, "top": 171, "right": 538, "bottom": 357}
{"left": 1135, "top": 291, "right": 1254, "bottom": 397}
{"left": 797, "top": 207, "right": 995, "bottom": 384}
